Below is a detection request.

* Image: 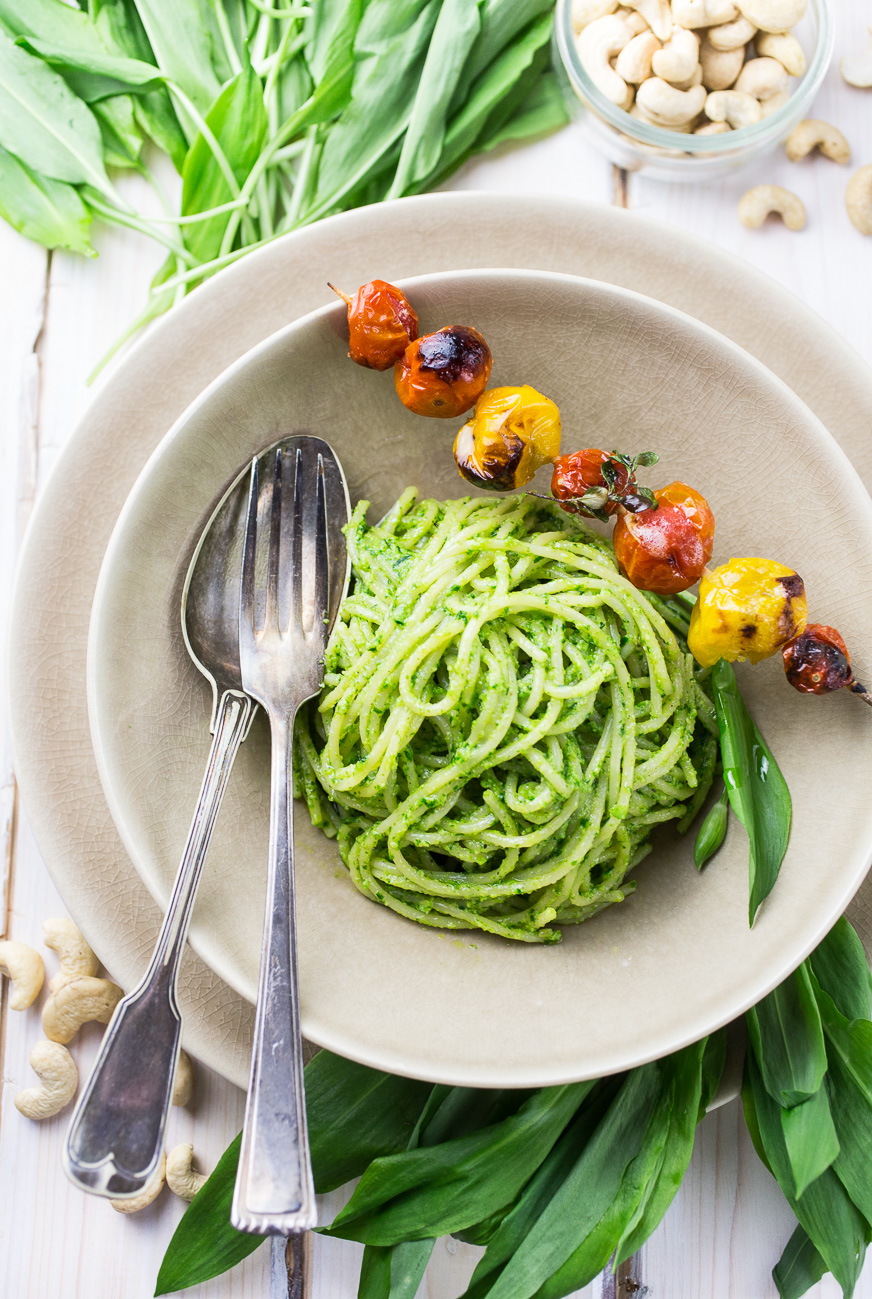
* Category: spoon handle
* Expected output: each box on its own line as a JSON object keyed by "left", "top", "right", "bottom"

{"left": 64, "top": 689, "right": 254, "bottom": 1197}
{"left": 231, "top": 707, "right": 316, "bottom": 1235}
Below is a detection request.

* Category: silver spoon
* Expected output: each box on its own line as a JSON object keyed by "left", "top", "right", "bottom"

{"left": 64, "top": 434, "right": 348, "bottom": 1199}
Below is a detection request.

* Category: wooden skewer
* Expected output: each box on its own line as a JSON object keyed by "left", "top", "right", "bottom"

{"left": 327, "top": 282, "right": 352, "bottom": 307}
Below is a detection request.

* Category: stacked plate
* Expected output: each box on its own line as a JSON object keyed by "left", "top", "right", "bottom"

{"left": 10, "top": 194, "right": 872, "bottom": 1092}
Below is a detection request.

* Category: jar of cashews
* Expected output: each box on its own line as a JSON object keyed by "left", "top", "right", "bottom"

{"left": 553, "top": 0, "right": 833, "bottom": 180}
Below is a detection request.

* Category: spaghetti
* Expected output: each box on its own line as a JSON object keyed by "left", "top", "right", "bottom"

{"left": 295, "top": 491, "right": 717, "bottom": 943}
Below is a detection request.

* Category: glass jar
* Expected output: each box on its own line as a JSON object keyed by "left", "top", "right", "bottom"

{"left": 553, "top": 0, "right": 834, "bottom": 182}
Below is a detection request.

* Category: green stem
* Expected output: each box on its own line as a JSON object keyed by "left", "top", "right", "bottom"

{"left": 86, "top": 196, "right": 194, "bottom": 262}
{"left": 148, "top": 237, "right": 272, "bottom": 295}
{"left": 210, "top": 0, "right": 243, "bottom": 75}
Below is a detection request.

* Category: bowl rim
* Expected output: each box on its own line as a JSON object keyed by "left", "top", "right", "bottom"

{"left": 86, "top": 264, "right": 872, "bottom": 1086}
{"left": 554, "top": 0, "right": 834, "bottom": 156}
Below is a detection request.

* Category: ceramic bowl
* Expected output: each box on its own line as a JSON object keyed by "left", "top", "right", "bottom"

{"left": 87, "top": 267, "right": 872, "bottom": 1086}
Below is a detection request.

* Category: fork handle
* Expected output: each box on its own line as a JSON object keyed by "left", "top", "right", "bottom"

{"left": 64, "top": 689, "right": 253, "bottom": 1197}
{"left": 232, "top": 708, "right": 316, "bottom": 1234}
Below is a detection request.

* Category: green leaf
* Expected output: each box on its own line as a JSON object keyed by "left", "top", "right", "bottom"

{"left": 156, "top": 1052, "right": 431, "bottom": 1294}
{"left": 745, "top": 1051, "right": 868, "bottom": 1296}
{"left": 461, "top": 0, "right": 555, "bottom": 84}
{"left": 131, "top": 0, "right": 226, "bottom": 132}
{"left": 359, "top": 1240, "right": 436, "bottom": 1299}
{"left": 326, "top": 1080, "right": 593, "bottom": 1245}
{"left": 466, "top": 1066, "right": 662, "bottom": 1299}
{"left": 301, "top": 0, "right": 440, "bottom": 223}
{"left": 694, "top": 787, "right": 728, "bottom": 870}
{"left": 810, "top": 917, "right": 872, "bottom": 1023}
{"left": 711, "top": 658, "right": 791, "bottom": 924}
{"left": 780, "top": 1088, "right": 840, "bottom": 1200}
{"left": 811, "top": 977, "right": 872, "bottom": 1224}
{"left": 0, "top": 143, "right": 93, "bottom": 252}
{"left": 180, "top": 63, "right": 268, "bottom": 265}
{"left": 387, "top": 0, "right": 482, "bottom": 199}
{"left": 746, "top": 964, "right": 828, "bottom": 1108}
{"left": 699, "top": 1028, "right": 728, "bottom": 1115}
{"left": 0, "top": 31, "right": 112, "bottom": 196}
{"left": 92, "top": 94, "right": 142, "bottom": 168}
{"left": 773, "top": 1225, "right": 828, "bottom": 1299}
{"left": 471, "top": 69, "right": 569, "bottom": 154}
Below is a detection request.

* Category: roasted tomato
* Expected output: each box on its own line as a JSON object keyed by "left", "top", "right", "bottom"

{"left": 613, "top": 481, "right": 715, "bottom": 596}
{"left": 454, "top": 385, "right": 561, "bottom": 491}
{"left": 782, "top": 624, "right": 853, "bottom": 694}
{"left": 330, "top": 279, "right": 418, "bottom": 370}
{"left": 688, "top": 558, "right": 807, "bottom": 668}
{"left": 394, "top": 326, "right": 492, "bottom": 418}
{"left": 551, "top": 449, "right": 658, "bottom": 518}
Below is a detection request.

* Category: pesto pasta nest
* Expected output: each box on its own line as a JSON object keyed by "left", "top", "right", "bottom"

{"left": 295, "top": 490, "right": 717, "bottom": 943}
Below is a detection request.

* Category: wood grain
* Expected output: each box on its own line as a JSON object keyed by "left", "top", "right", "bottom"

{"left": 1, "top": 2, "right": 871, "bottom": 1291}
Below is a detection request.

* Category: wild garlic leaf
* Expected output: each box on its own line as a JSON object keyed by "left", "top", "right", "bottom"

{"left": 810, "top": 917, "right": 872, "bottom": 1023}
{"left": 358, "top": 1240, "right": 436, "bottom": 1299}
{"left": 811, "top": 975, "right": 872, "bottom": 1225}
{"left": 472, "top": 69, "right": 570, "bottom": 155}
{"left": 0, "top": 33, "right": 112, "bottom": 196}
{"left": 746, "top": 964, "right": 828, "bottom": 1108}
{"left": 773, "top": 1224, "right": 828, "bottom": 1299}
{"left": 0, "top": 144, "right": 93, "bottom": 252}
{"left": 92, "top": 95, "right": 142, "bottom": 169}
{"left": 694, "top": 786, "right": 728, "bottom": 870}
{"left": 131, "top": 0, "right": 227, "bottom": 136}
{"left": 462, "top": 0, "right": 556, "bottom": 85}
{"left": 780, "top": 1088, "right": 840, "bottom": 1200}
{"left": 711, "top": 658, "right": 791, "bottom": 924}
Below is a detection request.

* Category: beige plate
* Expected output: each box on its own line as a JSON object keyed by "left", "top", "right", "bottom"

{"left": 11, "top": 194, "right": 872, "bottom": 1091}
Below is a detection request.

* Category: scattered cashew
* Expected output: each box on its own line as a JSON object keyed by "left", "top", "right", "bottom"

{"left": 671, "top": 0, "right": 739, "bottom": 30}
{"left": 577, "top": 14, "right": 634, "bottom": 106}
{"left": 695, "top": 119, "right": 733, "bottom": 133}
{"left": 637, "top": 76, "right": 707, "bottom": 124}
{"left": 756, "top": 30, "right": 806, "bottom": 76}
{"left": 841, "top": 30, "right": 872, "bottom": 89}
{"left": 700, "top": 36, "right": 745, "bottom": 90}
{"left": 166, "top": 1144, "right": 208, "bottom": 1201}
{"left": 42, "top": 975, "right": 123, "bottom": 1044}
{"left": 172, "top": 1048, "right": 195, "bottom": 1107}
{"left": 785, "top": 119, "right": 850, "bottom": 164}
{"left": 738, "top": 184, "right": 806, "bottom": 230}
{"left": 623, "top": 0, "right": 672, "bottom": 41}
{"left": 111, "top": 1153, "right": 166, "bottom": 1214}
{"left": 707, "top": 15, "right": 756, "bottom": 49}
{"left": 571, "top": 0, "right": 619, "bottom": 32}
{"left": 705, "top": 88, "right": 762, "bottom": 126}
{"left": 759, "top": 88, "right": 790, "bottom": 117}
{"left": 736, "top": 0, "right": 806, "bottom": 34}
{"left": 14, "top": 1041, "right": 78, "bottom": 1120}
{"left": 734, "top": 56, "right": 789, "bottom": 100}
{"left": 846, "top": 164, "right": 872, "bottom": 235}
{"left": 0, "top": 941, "right": 45, "bottom": 1011}
{"left": 652, "top": 26, "right": 700, "bottom": 82}
{"left": 44, "top": 917, "right": 99, "bottom": 993}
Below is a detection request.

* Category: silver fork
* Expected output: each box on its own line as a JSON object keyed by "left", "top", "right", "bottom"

{"left": 232, "top": 438, "right": 347, "bottom": 1235}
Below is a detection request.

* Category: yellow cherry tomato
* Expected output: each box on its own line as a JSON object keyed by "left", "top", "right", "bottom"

{"left": 453, "top": 385, "right": 561, "bottom": 492}
{"left": 688, "top": 557, "right": 808, "bottom": 669}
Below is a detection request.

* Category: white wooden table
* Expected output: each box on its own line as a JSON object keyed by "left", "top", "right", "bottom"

{"left": 1, "top": 8, "right": 870, "bottom": 1296}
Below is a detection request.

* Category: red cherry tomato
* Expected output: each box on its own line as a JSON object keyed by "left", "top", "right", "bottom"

{"left": 394, "top": 326, "right": 492, "bottom": 418}
{"left": 333, "top": 279, "right": 418, "bottom": 370}
{"left": 782, "top": 624, "right": 853, "bottom": 695}
{"left": 551, "top": 449, "right": 629, "bottom": 516}
{"left": 612, "top": 481, "right": 715, "bottom": 596}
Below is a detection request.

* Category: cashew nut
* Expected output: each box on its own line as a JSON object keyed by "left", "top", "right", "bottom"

{"left": 670, "top": 62, "right": 704, "bottom": 90}
{"left": 631, "top": 102, "right": 695, "bottom": 132}
{"left": 0, "top": 941, "right": 45, "bottom": 1011}
{"left": 841, "top": 30, "right": 872, "bottom": 89}
{"left": 172, "top": 1048, "right": 195, "bottom": 1107}
{"left": 736, "top": 0, "right": 806, "bottom": 34}
{"left": 615, "top": 7, "right": 649, "bottom": 35}
{"left": 42, "top": 975, "right": 123, "bottom": 1044}
{"left": 577, "top": 14, "right": 634, "bottom": 106}
{"left": 14, "top": 1041, "right": 78, "bottom": 1119}
{"left": 615, "top": 30, "right": 661, "bottom": 81}
{"left": 738, "top": 184, "right": 806, "bottom": 230}
{"left": 671, "top": 0, "right": 739, "bottom": 30}
{"left": 785, "top": 119, "right": 850, "bottom": 164}
{"left": 652, "top": 26, "right": 700, "bottom": 82}
{"left": 694, "top": 119, "right": 733, "bottom": 133}
{"left": 572, "top": 0, "right": 619, "bottom": 32}
{"left": 623, "top": 0, "right": 673, "bottom": 40}
{"left": 705, "top": 88, "right": 762, "bottom": 126}
{"left": 111, "top": 1153, "right": 166, "bottom": 1213}
{"left": 700, "top": 36, "right": 745, "bottom": 90}
{"left": 734, "top": 56, "right": 789, "bottom": 100}
{"left": 707, "top": 15, "right": 756, "bottom": 49}
{"left": 44, "top": 917, "right": 99, "bottom": 993}
{"left": 636, "top": 76, "right": 706, "bottom": 124}
{"left": 846, "top": 164, "right": 872, "bottom": 235}
{"left": 166, "top": 1144, "right": 208, "bottom": 1201}
{"left": 756, "top": 31, "right": 806, "bottom": 76}
{"left": 759, "top": 88, "right": 790, "bottom": 117}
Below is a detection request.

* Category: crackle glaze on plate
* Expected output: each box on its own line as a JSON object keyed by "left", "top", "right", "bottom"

{"left": 10, "top": 194, "right": 872, "bottom": 1090}
{"left": 86, "top": 267, "right": 872, "bottom": 1088}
